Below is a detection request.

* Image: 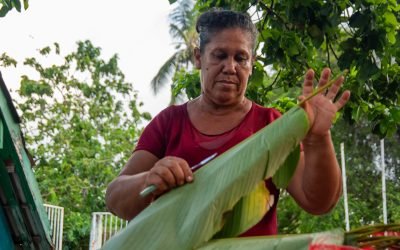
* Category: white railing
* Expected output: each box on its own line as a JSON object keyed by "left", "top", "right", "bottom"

{"left": 44, "top": 204, "right": 64, "bottom": 250}
{"left": 89, "top": 212, "right": 128, "bottom": 250}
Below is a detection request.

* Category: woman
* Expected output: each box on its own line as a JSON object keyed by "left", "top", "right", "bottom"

{"left": 105, "top": 9, "right": 350, "bottom": 236}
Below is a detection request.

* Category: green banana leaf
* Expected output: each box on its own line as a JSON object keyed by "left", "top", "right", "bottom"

{"left": 214, "top": 145, "right": 301, "bottom": 238}
{"left": 102, "top": 106, "right": 310, "bottom": 250}
{"left": 213, "top": 181, "right": 271, "bottom": 238}
{"left": 272, "top": 145, "right": 301, "bottom": 189}
{"left": 199, "top": 230, "right": 344, "bottom": 250}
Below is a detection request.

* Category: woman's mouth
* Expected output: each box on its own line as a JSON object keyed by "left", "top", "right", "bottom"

{"left": 216, "top": 80, "right": 237, "bottom": 85}
{"left": 215, "top": 80, "right": 239, "bottom": 90}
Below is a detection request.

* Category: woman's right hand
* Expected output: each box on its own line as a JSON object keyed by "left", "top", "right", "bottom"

{"left": 144, "top": 156, "right": 194, "bottom": 196}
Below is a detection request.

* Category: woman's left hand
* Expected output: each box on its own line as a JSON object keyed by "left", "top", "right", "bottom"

{"left": 300, "top": 68, "right": 351, "bottom": 137}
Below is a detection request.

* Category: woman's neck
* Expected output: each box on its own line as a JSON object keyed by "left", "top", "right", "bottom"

{"left": 187, "top": 95, "right": 252, "bottom": 135}
{"left": 192, "top": 95, "right": 250, "bottom": 116}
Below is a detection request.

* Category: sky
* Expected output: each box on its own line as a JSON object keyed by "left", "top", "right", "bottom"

{"left": 0, "top": 0, "right": 176, "bottom": 119}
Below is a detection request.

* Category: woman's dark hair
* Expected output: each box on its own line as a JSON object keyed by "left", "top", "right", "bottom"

{"left": 195, "top": 9, "right": 258, "bottom": 54}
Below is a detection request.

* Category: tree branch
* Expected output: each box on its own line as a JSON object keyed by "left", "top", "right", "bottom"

{"left": 329, "top": 43, "right": 340, "bottom": 61}
{"left": 263, "top": 69, "right": 281, "bottom": 93}
{"left": 245, "top": 0, "right": 257, "bottom": 13}
{"left": 326, "top": 35, "right": 331, "bottom": 69}
{"left": 258, "top": 1, "right": 290, "bottom": 30}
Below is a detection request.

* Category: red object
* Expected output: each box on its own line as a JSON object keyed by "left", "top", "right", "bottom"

{"left": 372, "top": 231, "right": 400, "bottom": 237}
{"left": 309, "top": 244, "right": 361, "bottom": 250}
{"left": 135, "top": 102, "right": 282, "bottom": 236}
{"left": 362, "top": 231, "right": 400, "bottom": 250}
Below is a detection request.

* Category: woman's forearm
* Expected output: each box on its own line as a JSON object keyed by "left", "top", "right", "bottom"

{"left": 105, "top": 172, "right": 153, "bottom": 220}
{"left": 301, "top": 132, "right": 342, "bottom": 212}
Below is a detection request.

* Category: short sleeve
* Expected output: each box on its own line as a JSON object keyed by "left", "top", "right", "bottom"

{"left": 133, "top": 108, "right": 171, "bottom": 159}
{"left": 267, "top": 108, "right": 282, "bottom": 124}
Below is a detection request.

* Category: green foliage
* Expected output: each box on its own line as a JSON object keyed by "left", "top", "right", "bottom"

{"left": 0, "top": 0, "right": 29, "bottom": 17}
{"left": 0, "top": 53, "right": 17, "bottom": 67}
{"left": 278, "top": 191, "right": 346, "bottom": 234}
{"left": 171, "top": 68, "right": 201, "bottom": 99}
{"left": 170, "top": 0, "right": 400, "bottom": 138}
{"left": 1, "top": 41, "right": 149, "bottom": 249}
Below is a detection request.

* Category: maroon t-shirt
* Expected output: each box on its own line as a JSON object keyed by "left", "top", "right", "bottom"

{"left": 135, "top": 102, "right": 281, "bottom": 236}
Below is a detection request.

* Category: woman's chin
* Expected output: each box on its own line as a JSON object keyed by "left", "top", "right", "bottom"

{"left": 215, "top": 82, "right": 238, "bottom": 91}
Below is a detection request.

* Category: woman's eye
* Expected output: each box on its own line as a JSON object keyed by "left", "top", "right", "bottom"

{"left": 215, "top": 53, "right": 226, "bottom": 59}
{"left": 236, "top": 55, "right": 248, "bottom": 63}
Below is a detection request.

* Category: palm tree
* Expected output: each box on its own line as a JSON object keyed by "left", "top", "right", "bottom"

{"left": 151, "top": 0, "right": 198, "bottom": 101}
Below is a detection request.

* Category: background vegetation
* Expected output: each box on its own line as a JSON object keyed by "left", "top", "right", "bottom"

{"left": 0, "top": 0, "right": 28, "bottom": 17}
{"left": 1, "top": 41, "right": 151, "bottom": 249}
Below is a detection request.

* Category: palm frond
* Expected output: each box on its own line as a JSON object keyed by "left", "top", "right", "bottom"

{"left": 150, "top": 0, "right": 198, "bottom": 97}
{"left": 150, "top": 53, "right": 179, "bottom": 94}
{"left": 169, "top": 23, "right": 186, "bottom": 43}
{"left": 176, "top": 49, "right": 193, "bottom": 66}
{"left": 169, "top": 0, "right": 195, "bottom": 31}
{"left": 168, "top": 90, "right": 187, "bottom": 105}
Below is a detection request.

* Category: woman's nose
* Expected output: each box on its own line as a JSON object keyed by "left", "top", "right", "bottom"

{"left": 222, "top": 57, "right": 236, "bottom": 74}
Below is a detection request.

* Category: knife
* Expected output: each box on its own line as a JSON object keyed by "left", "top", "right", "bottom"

{"left": 139, "top": 153, "right": 218, "bottom": 198}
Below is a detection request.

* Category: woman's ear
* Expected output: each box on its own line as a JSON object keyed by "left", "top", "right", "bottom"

{"left": 249, "top": 55, "right": 256, "bottom": 76}
{"left": 194, "top": 47, "right": 201, "bottom": 69}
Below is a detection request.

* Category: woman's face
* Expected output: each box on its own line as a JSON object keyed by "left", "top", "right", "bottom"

{"left": 195, "top": 28, "right": 254, "bottom": 106}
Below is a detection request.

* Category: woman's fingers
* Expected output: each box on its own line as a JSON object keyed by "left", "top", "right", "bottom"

{"left": 153, "top": 164, "right": 179, "bottom": 188}
{"left": 167, "top": 158, "right": 192, "bottom": 186}
{"left": 300, "top": 68, "right": 351, "bottom": 137}
{"left": 302, "top": 69, "right": 315, "bottom": 97}
{"left": 303, "top": 68, "right": 347, "bottom": 104}
{"left": 317, "top": 68, "right": 331, "bottom": 88}
{"left": 146, "top": 156, "right": 192, "bottom": 194}
{"left": 326, "top": 76, "right": 344, "bottom": 101}
{"left": 334, "top": 90, "right": 351, "bottom": 111}
{"left": 180, "top": 161, "right": 194, "bottom": 183}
